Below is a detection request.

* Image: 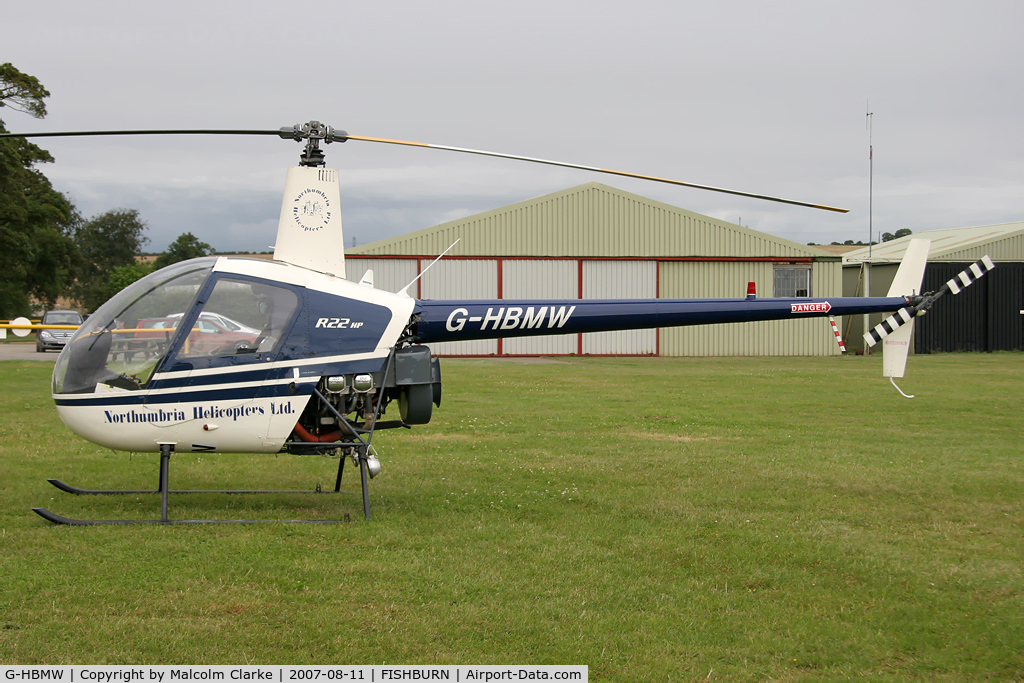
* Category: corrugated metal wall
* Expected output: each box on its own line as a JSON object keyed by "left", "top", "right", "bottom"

{"left": 915, "top": 262, "right": 1024, "bottom": 352}
{"left": 346, "top": 256, "right": 844, "bottom": 357}
{"left": 420, "top": 259, "right": 498, "bottom": 355}
{"left": 344, "top": 258, "right": 419, "bottom": 294}
{"left": 936, "top": 232, "right": 1024, "bottom": 262}
{"left": 987, "top": 262, "right": 1024, "bottom": 350}
{"left": 351, "top": 183, "right": 822, "bottom": 259}
{"left": 659, "top": 260, "right": 842, "bottom": 356}
{"left": 345, "top": 182, "right": 842, "bottom": 357}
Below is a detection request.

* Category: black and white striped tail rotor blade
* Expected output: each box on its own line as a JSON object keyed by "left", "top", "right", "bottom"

{"left": 864, "top": 307, "right": 915, "bottom": 347}
{"left": 863, "top": 255, "right": 996, "bottom": 347}
{"left": 945, "top": 255, "right": 996, "bottom": 294}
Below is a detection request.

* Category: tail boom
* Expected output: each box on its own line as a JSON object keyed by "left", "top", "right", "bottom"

{"left": 413, "top": 296, "right": 909, "bottom": 344}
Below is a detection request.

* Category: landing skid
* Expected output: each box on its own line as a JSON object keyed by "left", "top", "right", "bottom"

{"left": 35, "top": 443, "right": 374, "bottom": 525}
{"left": 31, "top": 507, "right": 349, "bottom": 525}
{"left": 46, "top": 478, "right": 350, "bottom": 496}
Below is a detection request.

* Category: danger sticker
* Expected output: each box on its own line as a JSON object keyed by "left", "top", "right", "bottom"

{"left": 790, "top": 302, "right": 831, "bottom": 313}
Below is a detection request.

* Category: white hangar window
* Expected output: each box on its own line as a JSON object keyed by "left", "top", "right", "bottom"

{"left": 773, "top": 264, "right": 812, "bottom": 297}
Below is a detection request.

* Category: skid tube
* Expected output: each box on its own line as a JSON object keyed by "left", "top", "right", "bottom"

{"left": 33, "top": 443, "right": 371, "bottom": 525}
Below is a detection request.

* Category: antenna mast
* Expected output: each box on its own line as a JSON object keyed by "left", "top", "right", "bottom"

{"left": 867, "top": 104, "right": 874, "bottom": 258}
{"left": 862, "top": 103, "right": 875, "bottom": 353}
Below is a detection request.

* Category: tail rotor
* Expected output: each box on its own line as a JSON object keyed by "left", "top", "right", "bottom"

{"left": 863, "top": 254, "right": 996, "bottom": 348}
{"left": 861, "top": 244, "right": 995, "bottom": 397}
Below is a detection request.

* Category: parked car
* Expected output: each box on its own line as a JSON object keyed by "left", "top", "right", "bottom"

{"left": 165, "top": 311, "right": 261, "bottom": 336}
{"left": 134, "top": 316, "right": 259, "bottom": 357}
{"left": 36, "top": 310, "right": 84, "bottom": 352}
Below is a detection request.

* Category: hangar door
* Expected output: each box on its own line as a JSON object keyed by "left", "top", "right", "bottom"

{"left": 503, "top": 260, "right": 578, "bottom": 355}
{"left": 582, "top": 261, "right": 657, "bottom": 354}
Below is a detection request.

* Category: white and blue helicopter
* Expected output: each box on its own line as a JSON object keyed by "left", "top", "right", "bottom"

{"left": 2, "top": 122, "right": 995, "bottom": 524}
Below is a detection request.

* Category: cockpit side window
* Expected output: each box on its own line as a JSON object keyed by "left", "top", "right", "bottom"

{"left": 52, "top": 258, "right": 216, "bottom": 394}
{"left": 177, "top": 278, "right": 299, "bottom": 360}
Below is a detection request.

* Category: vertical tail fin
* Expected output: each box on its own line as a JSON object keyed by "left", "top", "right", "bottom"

{"left": 875, "top": 239, "right": 930, "bottom": 379}
{"left": 272, "top": 167, "right": 346, "bottom": 278}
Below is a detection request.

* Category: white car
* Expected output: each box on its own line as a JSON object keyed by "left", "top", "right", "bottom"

{"left": 37, "top": 310, "right": 84, "bottom": 352}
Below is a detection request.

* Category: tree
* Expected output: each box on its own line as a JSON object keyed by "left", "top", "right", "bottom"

{"left": 882, "top": 228, "right": 913, "bottom": 242}
{"left": 0, "top": 63, "right": 80, "bottom": 316}
{"left": 832, "top": 239, "right": 878, "bottom": 246}
{"left": 25, "top": 204, "right": 82, "bottom": 309}
{"left": 74, "top": 209, "right": 150, "bottom": 310}
{"left": 153, "top": 232, "right": 214, "bottom": 269}
{"left": 92, "top": 262, "right": 154, "bottom": 305}
{"left": 0, "top": 63, "right": 49, "bottom": 118}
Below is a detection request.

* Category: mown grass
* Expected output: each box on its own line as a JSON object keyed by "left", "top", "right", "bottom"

{"left": 0, "top": 354, "right": 1021, "bottom": 678}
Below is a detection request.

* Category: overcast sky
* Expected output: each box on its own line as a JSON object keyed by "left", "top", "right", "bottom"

{"left": 5, "top": 0, "right": 1022, "bottom": 253}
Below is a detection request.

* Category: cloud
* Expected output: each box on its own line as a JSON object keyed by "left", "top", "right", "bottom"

{"left": 5, "top": 0, "right": 1022, "bottom": 253}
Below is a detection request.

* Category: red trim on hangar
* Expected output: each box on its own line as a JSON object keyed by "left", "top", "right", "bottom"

{"left": 347, "top": 255, "right": 818, "bottom": 263}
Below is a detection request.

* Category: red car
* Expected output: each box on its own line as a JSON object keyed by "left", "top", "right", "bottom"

{"left": 134, "top": 317, "right": 259, "bottom": 357}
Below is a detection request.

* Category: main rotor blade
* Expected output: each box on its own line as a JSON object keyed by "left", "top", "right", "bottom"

{"left": 0, "top": 129, "right": 283, "bottom": 139}
{"left": 341, "top": 134, "right": 849, "bottom": 213}
{"left": 0, "top": 127, "right": 849, "bottom": 213}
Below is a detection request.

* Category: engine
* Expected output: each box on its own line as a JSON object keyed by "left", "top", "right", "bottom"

{"left": 288, "top": 345, "right": 442, "bottom": 454}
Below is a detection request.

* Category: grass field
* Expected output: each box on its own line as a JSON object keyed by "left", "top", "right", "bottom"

{"left": 0, "top": 354, "right": 1021, "bottom": 678}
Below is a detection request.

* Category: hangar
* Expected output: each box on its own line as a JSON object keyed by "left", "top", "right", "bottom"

{"left": 346, "top": 182, "right": 846, "bottom": 357}
{"left": 842, "top": 222, "right": 1024, "bottom": 353}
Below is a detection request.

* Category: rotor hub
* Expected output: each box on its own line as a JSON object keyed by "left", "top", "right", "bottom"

{"left": 278, "top": 120, "right": 348, "bottom": 167}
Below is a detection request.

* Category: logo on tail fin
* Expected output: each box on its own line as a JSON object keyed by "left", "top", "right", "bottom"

{"left": 292, "top": 188, "right": 332, "bottom": 232}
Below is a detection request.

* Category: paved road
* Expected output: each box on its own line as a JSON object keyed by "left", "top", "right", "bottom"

{"left": 0, "top": 342, "right": 58, "bottom": 361}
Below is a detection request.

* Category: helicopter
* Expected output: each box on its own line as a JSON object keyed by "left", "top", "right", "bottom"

{"left": 0, "top": 121, "right": 995, "bottom": 525}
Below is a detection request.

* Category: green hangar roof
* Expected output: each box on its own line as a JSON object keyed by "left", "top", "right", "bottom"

{"left": 843, "top": 222, "right": 1024, "bottom": 263}
{"left": 348, "top": 182, "right": 833, "bottom": 259}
